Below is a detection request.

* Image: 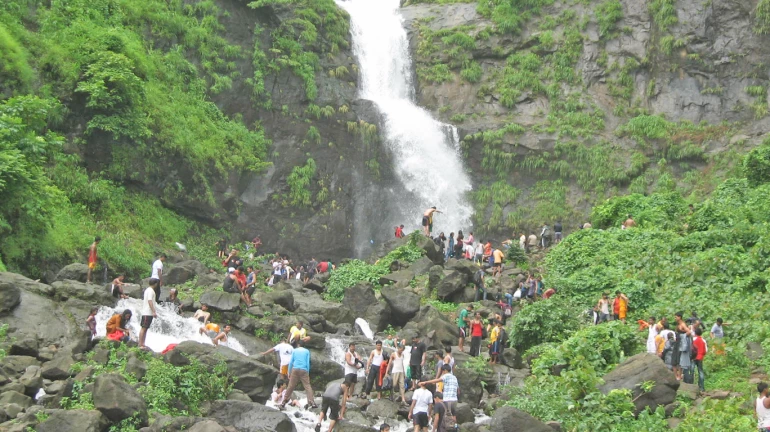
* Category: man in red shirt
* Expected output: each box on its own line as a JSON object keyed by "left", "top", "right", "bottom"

{"left": 317, "top": 260, "right": 329, "bottom": 274}
{"left": 469, "top": 313, "right": 484, "bottom": 358}
{"left": 543, "top": 287, "right": 556, "bottom": 300}
{"left": 395, "top": 225, "right": 405, "bottom": 238}
{"left": 692, "top": 327, "right": 708, "bottom": 392}
{"left": 234, "top": 267, "right": 250, "bottom": 306}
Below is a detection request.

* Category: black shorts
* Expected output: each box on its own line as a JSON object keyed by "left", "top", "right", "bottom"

{"left": 344, "top": 373, "right": 358, "bottom": 384}
{"left": 140, "top": 315, "right": 154, "bottom": 329}
{"left": 111, "top": 286, "right": 120, "bottom": 298}
{"left": 321, "top": 397, "right": 340, "bottom": 420}
{"left": 245, "top": 286, "right": 255, "bottom": 296}
{"left": 413, "top": 412, "right": 429, "bottom": 427}
{"left": 421, "top": 216, "right": 429, "bottom": 227}
{"left": 410, "top": 365, "right": 421, "bottom": 381}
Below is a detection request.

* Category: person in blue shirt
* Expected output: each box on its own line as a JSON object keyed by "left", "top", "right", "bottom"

{"left": 279, "top": 340, "right": 317, "bottom": 410}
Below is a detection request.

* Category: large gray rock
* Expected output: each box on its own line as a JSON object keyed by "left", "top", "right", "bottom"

{"left": 164, "top": 260, "right": 206, "bottom": 285}
{"left": 55, "top": 264, "right": 89, "bottom": 283}
{"left": 163, "top": 341, "right": 275, "bottom": 402}
{"left": 453, "top": 364, "right": 483, "bottom": 408}
{"left": 293, "top": 293, "right": 355, "bottom": 325}
{"left": 36, "top": 409, "right": 110, "bottom": 432}
{"left": 207, "top": 400, "right": 296, "bottom": 432}
{"left": 41, "top": 353, "right": 75, "bottom": 381}
{"left": 0, "top": 390, "right": 32, "bottom": 408}
{"left": 404, "top": 305, "right": 456, "bottom": 350}
{"left": 199, "top": 292, "right": 241, "bottom": 312}
{"left": 455, "top": 402, "right": 474, "bottom": 424}
{"left": 444, "top": 258, "right": 478, "bottom": 278}
{"left": 93, "top": 373, "right": 148, "bottom": 424}
{"left": 598, "top": 353, "right": 679, "bottom": 414}
{"left": 334, "top": 421, "right": 376, "bottom": 432}
{"left": 50, "top": 280, "right": 115, "bottom": 305}
{"left": 380, "top": 286, "right": 420, "bottom": 327}
{"left": 0, "top": 356, "right": 40, "bottom": 378}
{"left": 488, "top": 406, "right": 552, "bottom": 432}
{"left": 0, "top": 283, "right": 21, "bottom": 314}
{"left": 365, "top": 399, "right": 400, "bottom": 418}
{"left": 343, "top": 283, "right": 391, "bottom": 332}
{"left": 308, "top": 350, "right": 344, "bottom": 391}
{"left": 263, "top": 290, "right": 296, "bottom": 312}
{"left": 407, "top": 256, "right": 435, "bottom": 276}
{"left": 8, "top": 338, "right": 39, "bottom": 358}
{"left": 188, "top": 420, "right": 229, "bottom": 432}
{"left": 437, "top": 270, "right": 469, "bottom": 301}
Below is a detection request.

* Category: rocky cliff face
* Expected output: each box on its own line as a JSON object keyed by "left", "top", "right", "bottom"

{"left": 401, "top": 0, "right": 770, "bottom": 235}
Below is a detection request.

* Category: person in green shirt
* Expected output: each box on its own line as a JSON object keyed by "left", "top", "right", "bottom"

{"left": 456, "top": 305, "right": 473, "bottom": 353}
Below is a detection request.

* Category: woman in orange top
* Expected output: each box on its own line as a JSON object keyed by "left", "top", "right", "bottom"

{"left": 613, "top": 291, "right": 628, "bottom": 322}
{"left": 106, "top": 310, "right": 132, "bottom": 342}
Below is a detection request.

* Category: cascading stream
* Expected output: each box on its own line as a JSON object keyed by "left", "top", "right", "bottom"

{"left": 339, "top": 0, "right": 473, "bottom": 249}
{"left": 95, "top": 299, "right": 248, "bottom": 355}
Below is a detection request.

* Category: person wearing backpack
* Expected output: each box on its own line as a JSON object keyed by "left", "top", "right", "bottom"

{"left": 692, "top": 327, "right": 708, "bottom": 392}
{"left": 473, "top": 268, "right": 486, "bottom": 302}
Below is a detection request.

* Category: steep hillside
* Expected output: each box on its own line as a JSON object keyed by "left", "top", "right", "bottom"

{"left": 401, "top": 0, "right": 770, "bottom": 234}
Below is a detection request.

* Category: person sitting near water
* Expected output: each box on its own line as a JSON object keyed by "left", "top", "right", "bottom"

{"left": 200, "top": 322, "right": 221, "bottom": 338}
{"left": 111, "top": 275, "right": 128, "bottom": 299}
{"left": 193, "top": 304, "right": 211, "bottom": 324}
{"left": 106, "top": 310, "right": 132, "bottom": 342}
{"left": 271, "top": 380, "right": 299, "bottom": 407}
{"left": 165, "top": 288, "right": 181, "bottom": 314}
{"left": 212, "top": 324, "right": 231, "bottom": 346}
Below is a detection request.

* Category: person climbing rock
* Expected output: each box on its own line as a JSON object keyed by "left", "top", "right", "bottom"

{"left": 289, "top": 321, "right": 310, "bottom": 348}
{"left": 315, "top": 380, "right": 349, "bottom": 432}
{"left": 280, "top": 340, "right": 316, "bottom": 410}
{"left": 260, "top": 337, "right": 294, "bottom": 380}
{"left": 422, "top": 207, "right": 441, "bottom": 236}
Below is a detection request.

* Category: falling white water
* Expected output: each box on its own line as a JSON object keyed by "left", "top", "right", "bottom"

{"left": 354, "top": 317, "right": 374, "bottom": 340}
{"left": 338, "top": 0, "right": 473, "bottom": 242}
{"left": 94, "top": 299, "right": 248, "bottom": 355}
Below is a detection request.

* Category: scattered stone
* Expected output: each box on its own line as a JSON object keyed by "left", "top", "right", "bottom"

{"left": 677, "top": 382, "right": 698, "bottom": 400}
{"left": 188, "top": 420, "right": 229, "bottom": 432}
{"left": 0, "top": 390, "right": 32, "bottom": 408}
{"left": 41, "top": 353, "right": 75, "bottom": 381}
{"left": 437, "top": 270, "right": 469, "bottom": 300}
{"left": 164, "top": 260, "right": 205, "bottom": 285}
{"left": 0, "top": 282, "right": 21, "bottom": 314}
{"left": 366, "top": 399, "right": 400, "bottom": 418}
{"left": 0, "top": 356, "right": 40, "bottom": 378}
{"left": 455, "top": 402, "right": 474, "bottom": 424}
{"left": 264, "top": 290, "right": 296, "bottom": 312}
{"left": 125, "top": 354, "right": 148, "bottom": 381}
{"left": 226, "top": 389, "right": 253, "bottom": 402}
{"left": 546, "top": 420, "right": 562, "bottom": 431}
{"left": 747, "top": 342, "right": 764, "bottom": 361}
{"left": 18, "top": 366, "right": 42, "bottom": 397}
{"left": 379, "top": 269, "right": 415, "bottom": 286}
{"left": 3, "top": 402, "right": 24, "bottom": 419}
{"left": 54, "top": 263, "right": 89, "bottom": 283}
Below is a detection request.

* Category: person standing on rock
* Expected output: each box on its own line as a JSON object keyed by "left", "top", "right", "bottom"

{"left": 362, "top": 340, "right": 385, "bottom": 400}
{"left": 446, "top": 233, "right": 455, "bottom": 260}
{"left": 421, "top": 364, "right": 459, "bottom": 427}
{"left": 344, "top": 342, "right": 363, "bottom": 397}
{"left": 646, "top": 316, "right": 659, "bottom": 354}
{"left": 395, "top": 224, "right": 405, "bottom": 238}
{"left": 386, "top": 345, "right": 408, "bottom": 405}
{"left": 613, "top": 291, "right": 629, "bottom": 323}
{"left": 149, "top": 253, "right": 166, "bottom": 299}
{"left": 139, "top": 279, "right": 158, "bottom": 351}
{"left": 260, "top": 337, "right": 294, "bottom": 380}
{"left": 280, "top": 340, "right": 317, "bottom": 410}
{"left": 473, "top": 268, "right": 486, "bottom": 302}
{"left": 596, "top": 293, "right": 611, "bottom": 323}
{"left": 422, "top": 207, "right": 441, "bottom": 236}
{"left": 457, "top": 305, "right": 472, "bottom": 352}
{"left": 526, "top": 232, "right": 537, "bottom": 253}
{"left": 488, "top": 319, "right": 501, "bottom": 364}
{"left": 554, "top": 221, "right": 563, "bottom": 244}
{"left": 87, "top": 236, "right": 100, "bottom": 283}
{"left": 474, "top": 241, "right": 483, "bottom": 264}
{"left": 469, "top": 312, "right": 484, "bottom": 357}
{"left": 408, "top": 375, "right": 434, "bottom": 432}
{"left": 692, "top": 327, "right": 708, "bottom": 392}
{"left": 315, "top": 380, "right": 349, "bottom": 432}
{"left": 756, "top": 382, "right": 770, "bottom": 431}
{"left": 410, "top": 336, "right": 428, "bottom": 385}
{"left": 492, "top": 247, "right": 505, "bottom": 280}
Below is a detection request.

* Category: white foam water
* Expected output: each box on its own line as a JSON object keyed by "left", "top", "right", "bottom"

{"left": 354, "top": 317, "right": 374, "bottom": 340}
{"left": 338, "top": 0, "right": 473, "bottom": 243}
{"left": 94, "top": 298, "right": 248, "bottom": 355}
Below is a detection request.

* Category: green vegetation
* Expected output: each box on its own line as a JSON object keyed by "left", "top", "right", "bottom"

{"left": 286, "top": 158, "right": 317, "bottom": 208}
{"left": 64, "top": 341, "right": 234, "bottom": 420}
{"left": 755, "top": 0, "right": 770, "bottom": 35}
{"left": 324, "top": 233, "right": 425, "bottom": 301}
{"left": 596, "top": 0, "right": 623, "bottom": 39}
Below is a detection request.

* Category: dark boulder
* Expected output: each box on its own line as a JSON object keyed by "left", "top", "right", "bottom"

{"left": 379, "top": 270, "right": 415, "bottom": 286}
{"left": 453, "top": 364, "right": 483, "bottom": 407}
{"left": 0, "top": 390, "right": 32, "bottom": 408}
{"left": 365, "top": 399, "right": 400, "bottom": 418}
{"left": 50, "top": 280, "right": 115, "bottom": 305}
{"left": 41, "top": 353, "right": 75, "bottom": 381}
{"left": 308, "top": 350, "right": 344, "bottom": 391}
{"left": 0, "top": 356, "right": 40, "bottom": 378}
{"left": 164, "top": 261, "right": 205, "bottom": 286}
{"left": 36, "top": 409, "right": 109, "bottom": 432}
{"left": 93, "top": 373, "right": 148, "bottom": 424}
{"left": 380, "top": 286, "right": 420, "bottom": 327}
{"left": 293, "top": 293, "right": 355, "bottom": 325}
{"left": 163, "top": 341, "right": 274, "bottom": 402}
{"left": 437, "top": 270, "right": 468, "bottom": 301}
{"left": 125, "top": 353, "right": 148, "bottom": 381}
{"left": 445, "top": 258, "right": 477, "bottom": 278}
{"left": 188, "top": 420, "right": 230, "bottom": 432}
{"left": 18, "top": 366, "right": 42, "bottom": 397}
{"left": 0, "top": 283, "right": 21, "bottom": 314}
{"left": 263, "top": 290, "right": 296, "bottom": 312}
{"left": 598, "top": 353, "right": 679, "bottom": 414}
{"left": 207, "top": 400, "right": 296, "bottom": 432}
{"left": 455, "top": 402, "right": 474, "bottom": 424}
{"left": 54, "top": 264, "right": 89, "bottom": 283}
{"left": 412, "top": 236, "right": 445, "bottom": 265}
{"left": 8, "top": 338, "right": 38, "bottom": 358}
{"left": 342, "top": 283, "right": 378, "bottom": 317}
{"left": 199, "top": 292, "right": 241, "bottom": 312}
{"left": 404, "top": 305, "right": 456, "bottom": 349}
{"left": 407, "top": 256, "right": 435, "bottom": 276}
{"left": 304, "top": 278, "right": 326, "bottom": 293}
{"left": 489, "top": 406, "right": 552, "bottom": 432}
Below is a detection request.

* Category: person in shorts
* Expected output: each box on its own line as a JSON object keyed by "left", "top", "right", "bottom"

{"left": 111, "top": 275, "right": 127, "bottom": 299}
{"left": 343, "top": 342, "right": 363, "bottom": 397}
{"left": 139, "top": 279, "right": 158, "bottom": 350}
{"left": 408, "top": 375, "right": 434, "bottom": 432}
{"left": 315, "top": 381, "right": 349, "bottom": 432}
{"left": 259, "top": 337, "right": 294, "bottom": 380}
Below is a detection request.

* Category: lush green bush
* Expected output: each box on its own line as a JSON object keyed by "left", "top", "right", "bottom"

{"left": 507, "top": 296, "right": 581, "bottom": 353}
{"left": 743, "top": 139, "right": 770, "bottom": 186}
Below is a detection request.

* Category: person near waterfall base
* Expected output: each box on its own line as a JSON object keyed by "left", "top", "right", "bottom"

{"left": 212, "top": 324, "right": 231, "bottom": 347}
{"left": 408, "top": 375, "right": 434, "bottom": 432}
{"left": 111, "top": 275, "right": 127, "bottom": 299}
{"left": 421, "top": 364, "right": 459, "bottom": 428}
{"left": 386, "top": 344, "right": 408, "bottom": 405}
{"left": 422, "top": 207, "right": 441, "bottom": 236}
{"left": 279, "top": 340, "right": 316, "bottom": 410}
{"left": 457, "top": 305, "right": 471, "bottom": 352}
{"left": 410, "top": 336, "right": 428, "bottom": 386}
{"left": 362, "top": 340, "right": 385, "bottom": 399}
{"left": 315, "top": 381, "right": 349, "bottom": 432}
{"left": 344, "top": 342, "right": 363, "bottom": 398}
{"left": 86, "top": 307, "right": 98, "bottom": 337}
{"left": 87, "top": 236, "right": 100, "bottom": 283}
{"left": 139, "top": 279, "right": 158, "bottom": 350}
{"left": 260, "top": 337, "right": 295, "bottom": 380}
{"left": 289, "top": 321, "right": 310, "bottom": 348}
{"left": 271, "top": 380, "right": 299, "bottom": 407}
{"left": 395, "top": 224, "right": 405, "bottom": 238}
{"left": 106, "top": 309, "right": 132, "bottom": 342}
{"left": 149, "top": 253, "right": 166, "bottom": 299}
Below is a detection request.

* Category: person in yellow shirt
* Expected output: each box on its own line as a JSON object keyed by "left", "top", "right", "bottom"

{"left": 289, "top": 321, "right": 310, "bottom": 348}
{"left": 613, "top": 291, "right": 629, "bottom": 322}
{"left": 199, "top": 322, "right": 220, "bottom": 338}
{"left": 488, "top": 320, "right": 501, "bottom": 364}
{"left": 492, "top": 248, "right": 505, "bottom": 280}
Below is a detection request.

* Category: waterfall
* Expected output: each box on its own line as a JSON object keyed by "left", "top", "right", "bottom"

{"left": 338, "top": 0, "right": 473, "bottom": 251}
{"left": 354, "top": 317, "right": 374, "bottom": 340}
{"left": 94, "top": 299, "right": 248, "bottom": 355}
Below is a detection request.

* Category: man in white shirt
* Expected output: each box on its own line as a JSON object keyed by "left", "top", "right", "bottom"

{"left": 259, "top": 338, "right": 294, "bottom": 380}
{"left": 149, "top": 254, "right": 166, "bottom": 299}
{"left": 139, "top": 279, "right": 158, "bottom": 350}
{"left": 408, "top": 376, "right": 433, "bottom": 432}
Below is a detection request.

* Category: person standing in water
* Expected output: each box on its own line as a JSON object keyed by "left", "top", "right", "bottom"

{"left": 422, "top": 207, "right": 442, "bottom": 236}
{"left": 139, "top": 279, "right": 158, "bottom": 350}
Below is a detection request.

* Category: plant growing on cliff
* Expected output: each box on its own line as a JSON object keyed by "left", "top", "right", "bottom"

{"left": 755, "top": 0, "right": 770, "bottom": 35}
{"left": 286, "top": 158, "right": 317, "bottom": 208}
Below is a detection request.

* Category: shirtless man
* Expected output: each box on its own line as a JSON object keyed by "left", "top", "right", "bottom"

{"left": 111, "top": 275, "right": 128, "bottom": 299}
{"left": 422, "top": 207, "right": 442, "bottom": 236}
{"left": 624, "top": 214, "right": 636, "bottom": 228}
{"left": 212, "top": 324, "right": 231, "bottom": 346}
{"left": 193, "top": 304, "right": 211, "bottom": 324}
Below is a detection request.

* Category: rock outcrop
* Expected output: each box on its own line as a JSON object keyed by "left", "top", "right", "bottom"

{"left": 598, "top": 353, "right": 680, "bottom": 414}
